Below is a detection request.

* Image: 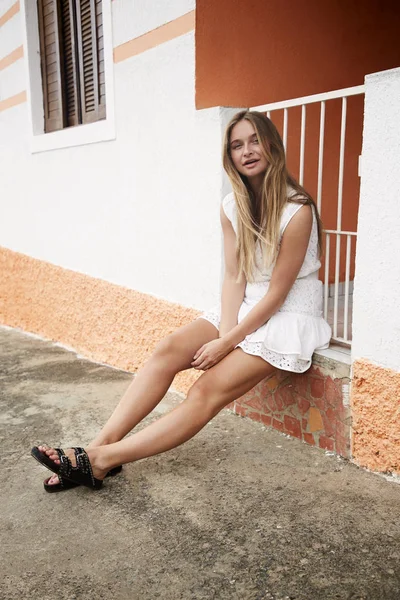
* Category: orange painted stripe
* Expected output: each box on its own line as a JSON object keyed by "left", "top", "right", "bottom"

{"left": 114, "top": 10, "right": 195, "bottom": 63}
{"left": 0, "top": 1, "right": 19, "bottom": 28}
{"left": 0, "top": 45, "right": 23, "bottom": 71}
{"left": 0, "top": 90, "right": 27, "bottom": 112}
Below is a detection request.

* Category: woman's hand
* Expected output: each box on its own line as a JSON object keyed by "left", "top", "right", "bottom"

{"left": 191, "top": 338, "right": 234, "bottom": 371}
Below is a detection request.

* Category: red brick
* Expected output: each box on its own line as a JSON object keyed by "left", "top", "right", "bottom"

{"left": 313, "top": 397, "right": 326, "bottom": 411}
{"left": 337, "top": 403, "right": 350, "bottom": 422}
{"left": 319, "top": 435, "right": 335, "bottom": 451}
{"left": 325, "top": 406, "right": 336, "bottom": 423}
{"left": 308, "top": 366, "right": 324, "bottom": 378}
{"left": 303, "top": 432, "right": 316, "bottom": 446}
{"left": 258, "top": 379, "right": 274, "bottom": 399}
{"left": 235, "top": 405, "right": 247, "bottom": 417}
{"left": 322, "top": 412, "right": 336, "bottom": 438}
{"left": 280, "top": 385, "right": 296, "bottom": 407}
{"left": 275, "top": 392, "right": 284, "bottom": 412}
{"left": 244, "top": 394, "right": 264, "bottom": 412}
{"left": 261, "top": 414, "right": 272, "bottom": 427}
{"left": 292, "top": 373, "right": 309, "bottom": 398}
{"left": 247, "top": 410, "right": 261, "bottom": 423}
{"left": 272, "top": 419, "right": 284, "bottom": 432}
{"left": 326, "top": 377, "right": 342, "bottom": 407}
{"left": 310, "top": 377, "right": 325, "bottom": 399}
{"left": 284, "top": 415, "right": 302, "bottom": 439}
{"left": 335, "top": 420, "right": 349, "bottom": 439}
{"left": 266, "top": 395, "right": 277, "bottom": 412}
{"left": 298, "top": 397, "right": 310, "bottom": 415}
{"left": 226, "top": 402, "right": 235, "bottom": 410}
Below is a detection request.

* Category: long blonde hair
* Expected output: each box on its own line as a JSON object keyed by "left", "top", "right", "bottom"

{"left": 223, "top": 110, "right": 322, "bottom": 282}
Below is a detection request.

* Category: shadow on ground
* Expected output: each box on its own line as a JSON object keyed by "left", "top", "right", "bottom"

{"left": 1, "top": 326, "right": 399, "bottom": 600}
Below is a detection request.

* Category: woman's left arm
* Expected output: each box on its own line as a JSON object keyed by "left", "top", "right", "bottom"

{"left": 223, "top": 204, "right": 313, "bottom": 349}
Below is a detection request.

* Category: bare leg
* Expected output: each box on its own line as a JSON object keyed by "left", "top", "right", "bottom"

{"left": 90, "top": 318, "right": 218, "bottom": 446}
{"left": 43, "top": 349, "right": 275, "bottom": 480}
{"left": 43, "top": 318, "right": 218, "bottom": 485}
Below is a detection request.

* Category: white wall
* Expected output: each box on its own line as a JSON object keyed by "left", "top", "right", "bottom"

{"left": 112, "top": 0, "right": 195, "bottom": 46}
{"left": 0, "top": 1, "right": 228, "bottom": 311}
{"left": 352, "top": 67, "right": 400, "bottom": 372}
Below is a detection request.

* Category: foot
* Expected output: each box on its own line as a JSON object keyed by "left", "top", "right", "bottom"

{"left": 37, "top": 445, "right": 108, "bottom": 481}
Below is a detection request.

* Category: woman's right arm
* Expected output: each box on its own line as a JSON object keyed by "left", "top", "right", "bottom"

{"left": 219, "top": 204, "right": 246, "bottom": 338}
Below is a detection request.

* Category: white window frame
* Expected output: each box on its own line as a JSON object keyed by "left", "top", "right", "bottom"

{"left": 20, "top": 0, "right": 116, "bottom": 154}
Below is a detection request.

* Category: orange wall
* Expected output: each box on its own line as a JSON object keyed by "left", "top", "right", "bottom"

{"left": 196, "top": 0, "right": 400, "bottom": 109}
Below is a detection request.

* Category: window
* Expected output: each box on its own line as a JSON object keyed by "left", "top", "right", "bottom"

{"left": 37, "top": 0, "right": 106, "bottom": 133}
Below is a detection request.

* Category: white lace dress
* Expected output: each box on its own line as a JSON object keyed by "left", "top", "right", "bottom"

{"left": 199, "top": 192, "right": 332, "bottom": 373}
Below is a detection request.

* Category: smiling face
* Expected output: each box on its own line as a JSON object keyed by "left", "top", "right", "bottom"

{"left": 229, "top": 119, "right": 269, "bottom": 182}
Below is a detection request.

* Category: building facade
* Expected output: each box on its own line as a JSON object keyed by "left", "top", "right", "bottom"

{"left": 1, "top": 0, "right": 399, "bottom": 475}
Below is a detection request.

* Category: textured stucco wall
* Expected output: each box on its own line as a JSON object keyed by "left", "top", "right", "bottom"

{"left": 352, "top": 67, "right": 400, "bottom": 371}
{"left": 350, "top": 67, "right": 400, "bottom": 475}
{"left": 0, "top": 1, "right": 225, "bottom": 313}
{"left": 0, "top": 246, "right": 201, "bottom": 393}
{"left": 352, "top": 360, "right": 400, "bottom": 474}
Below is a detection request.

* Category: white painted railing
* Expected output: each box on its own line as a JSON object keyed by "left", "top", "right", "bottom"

{"left": 251, "top": 85, "right": 365, "bottom": 346}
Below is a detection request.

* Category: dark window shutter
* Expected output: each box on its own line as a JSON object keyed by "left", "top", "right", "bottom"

{"left": 60, "top": 0, "right": 81, "bottom": 126}
{"left": 96, "top": 0, "right": 106, "bottom": 114}
{"left": 37, "top": 0, "right": 66, "bottom": 132}
{"left": 76, "top": 0, "right": 106, "bottom": 124}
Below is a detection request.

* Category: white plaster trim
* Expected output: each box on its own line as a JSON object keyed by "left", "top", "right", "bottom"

{"left": 20, "top": 0, "right": 115, "bottom": 153}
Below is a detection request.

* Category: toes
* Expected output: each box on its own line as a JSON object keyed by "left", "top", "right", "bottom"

{"left": 45, "top": 474, "right": 60, "bottom": 486}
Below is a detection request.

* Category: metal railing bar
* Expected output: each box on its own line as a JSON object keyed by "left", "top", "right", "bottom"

{"left": 317, "top": 101, "right": 325, "bottom": 213}
{"left": 333, "top": 234, "right": 341, "bottom": 338}
{"left": 343, "top": 235, "right": 351, "bottom": 341}
{"left": 337, "top": 97, "right": 347, "bottom": 232}
{"left": 324, "top": 233, "right": 330, "bottom": 320}
{"left": 299, "top": 104, "right": 306, "bottom": 185}
{"left": 251, "top": 84, "right": 365, "bottom": 112}
{"left": 324, "top": 229, "right": 357, "bottom": 236}
{"left": 283, "top": 108, "right": 288, "bottom": 151}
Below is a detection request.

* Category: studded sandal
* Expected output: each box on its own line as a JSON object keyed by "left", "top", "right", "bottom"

{"left": 43, "top": 464, "right": 122, "bottom": 493}
{"left": 31, "top": 446, "right": 103, "bottom": 490}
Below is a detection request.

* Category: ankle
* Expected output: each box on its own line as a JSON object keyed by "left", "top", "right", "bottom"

{"left": 87, "top": 447, "right": 110, "bottom": 474}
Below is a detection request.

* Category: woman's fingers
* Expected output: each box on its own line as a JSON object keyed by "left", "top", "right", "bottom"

{"left": 193, "top": 344, "right": 206, "bottom": 361}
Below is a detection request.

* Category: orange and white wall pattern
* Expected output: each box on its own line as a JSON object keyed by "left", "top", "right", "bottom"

{"left": 0, "top": 0, "right": 229, "bottom": 392}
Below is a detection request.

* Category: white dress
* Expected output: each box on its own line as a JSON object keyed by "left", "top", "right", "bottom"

{"left": 199, "top": 191, "right": 332, "bottom": 373}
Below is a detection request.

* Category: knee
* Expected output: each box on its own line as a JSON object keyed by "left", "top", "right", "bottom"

{"left": 152, "top": 334, "right": 178, "bottom": 360}
{"left": 187, "top": 377, "right": 222, "bottom": 418}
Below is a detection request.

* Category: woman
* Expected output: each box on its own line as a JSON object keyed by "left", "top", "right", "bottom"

{"left": 32, "top": 111, "right": 331, "bottom": 491}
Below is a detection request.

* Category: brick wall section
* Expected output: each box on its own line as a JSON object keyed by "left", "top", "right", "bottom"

{"left": 227, "top": 354, "right": 352, "bottom": 458}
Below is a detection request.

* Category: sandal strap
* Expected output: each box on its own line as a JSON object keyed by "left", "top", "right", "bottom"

{"left": 73, "top": 447, "right": 96, "bottom": 487}
{"left": 57, "top": 451, "right": 73, "bottom": 478}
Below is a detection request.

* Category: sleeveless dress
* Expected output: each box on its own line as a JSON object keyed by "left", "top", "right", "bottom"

{"left": 199, "top": 191, "right": 332, "bottom": 373}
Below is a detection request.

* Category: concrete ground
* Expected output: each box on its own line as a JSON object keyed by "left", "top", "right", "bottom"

{"left": 1, "top": 326, "right": 399, "bottom": 600}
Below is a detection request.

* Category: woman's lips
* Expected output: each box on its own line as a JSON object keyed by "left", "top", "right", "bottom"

{"left": 243, "top": 159, "right": 259, "bottom": 168}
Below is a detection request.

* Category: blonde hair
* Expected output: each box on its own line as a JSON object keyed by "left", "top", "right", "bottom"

{"left": 223, "top": 110, "right": 322, "bottom": 282}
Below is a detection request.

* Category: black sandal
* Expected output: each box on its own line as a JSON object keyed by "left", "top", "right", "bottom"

{"left": 31, "top": 446, "right": 104, "bottom": 490}
{"left": 43, "top": 464, "right": 122, "bottom": 493}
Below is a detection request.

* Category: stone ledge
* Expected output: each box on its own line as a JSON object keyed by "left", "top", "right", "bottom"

{"left": 227, "top": 350, "right": 352, "bottom": 458}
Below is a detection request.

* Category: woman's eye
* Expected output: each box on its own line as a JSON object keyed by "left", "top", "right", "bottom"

{"left": 253, "top": 138, "right": 259, "bottom": 144}
{"left": 233, "top": 144, "right": 242, "bottom": 150}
